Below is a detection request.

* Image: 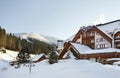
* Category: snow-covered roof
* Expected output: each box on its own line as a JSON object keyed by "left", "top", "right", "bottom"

{"left": 71, "top": 43, "right": 120, "bottom": 54}
{"left": 114, "top": 30, "right": 120, "bottom": 35}
{"left": 32, "top": 54, "right": 45, "bottom": 61}
{"left": 107, "top": 58, "right": 120, "bottom": 61}
{"left": 97, "top": 20, "right": 120, "bottom": 39}
{"left": 82, "top": 26, "right": 93, "bottom": 32}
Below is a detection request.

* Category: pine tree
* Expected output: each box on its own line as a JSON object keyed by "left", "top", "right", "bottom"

{"left": 0, "top": 27, "right": 7, "bottom": 48}
{"left": 6, "top": 33, "right": 13, "bottom": 50}
{"left": 17, "top": 47, "right": 30, "bottom": 63}
{"left": 16, "top": 37, "right": 22, "bottom": 51}
{"left": 48, "top": 51, "right": 58, "bottom": 64}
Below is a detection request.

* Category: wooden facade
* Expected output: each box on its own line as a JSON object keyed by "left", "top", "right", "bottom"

{"left": 115, "top": 31, "right": 120, "bottom": 48}
{"left": 82, "top": 27, "right": 95, "bottom": 49}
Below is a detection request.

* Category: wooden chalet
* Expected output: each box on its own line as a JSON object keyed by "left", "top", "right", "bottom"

{"left": 59, "top": 20, "right": 120, "bottom": 64}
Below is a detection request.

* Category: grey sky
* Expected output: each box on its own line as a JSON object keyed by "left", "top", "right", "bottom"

{"left": 0, "top": 0, "right": 120, "bottom": 39}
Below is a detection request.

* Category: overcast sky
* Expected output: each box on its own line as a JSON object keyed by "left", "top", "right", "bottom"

{"left": 0, "top": 0, "right": 120, "bottom": 40}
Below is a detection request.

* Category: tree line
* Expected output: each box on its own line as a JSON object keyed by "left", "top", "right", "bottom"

{"left": 0, "top": 26, "right": 54, "bottom": 54}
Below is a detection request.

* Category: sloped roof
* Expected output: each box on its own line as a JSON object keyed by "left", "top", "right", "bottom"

{"left": 71, "top": 43, "right": 120, "bottom": 54}
{"left": 96, "top": 20, "right": 120, "bottom": 39}
{"left": 82, "top": 26, "right": 93, "bottom": 32}
{"left": 114, "top": 30, "right": 120, "bottom": 35}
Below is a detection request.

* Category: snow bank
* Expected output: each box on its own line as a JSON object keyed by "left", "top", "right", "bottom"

{"left": 0, "top": 50, "right": 18, "bottom": 61}
{"left": 107, "top": 58, "right": 120, "bottom": 61}
{"left": 0, "top": 49, "right": 120, "bottom": 78}
{"left": 0, "top": 60, "right": 10, "bottom": 72}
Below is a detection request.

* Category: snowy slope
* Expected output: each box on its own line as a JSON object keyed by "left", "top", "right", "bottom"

{"left": 14, "top": 33, "right": 61, "bottom": 44}
{"left": 0, "top": 49, "right": 35, "bottom": 61}
{"left": 0, "top": 50, "right": 120, "bottom": 78}
{"left": 0, "top": 59, "right": 120, "bottom": 78}
{"left": 0, "top": 50, "right": 18, "bottom": 61}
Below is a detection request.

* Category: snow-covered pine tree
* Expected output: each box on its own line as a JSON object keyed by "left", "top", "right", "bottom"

{"left": 16, "top": 47, "right": 30, "bottom": 66}
{"left": 48, "top": 51, "right": 58, "bottom": 64}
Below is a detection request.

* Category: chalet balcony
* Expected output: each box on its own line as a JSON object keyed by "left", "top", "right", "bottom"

{"left": 115, "top": 40, "right": 120, "bottom": 42}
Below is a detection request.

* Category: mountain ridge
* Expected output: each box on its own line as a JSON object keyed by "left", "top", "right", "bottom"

{"left": 14, "top": 32, "right": 62, "bottom": 45}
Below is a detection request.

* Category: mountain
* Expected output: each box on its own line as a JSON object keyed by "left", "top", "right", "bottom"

{"left": 14, "top": 33, "right": 61, "bottom": 45}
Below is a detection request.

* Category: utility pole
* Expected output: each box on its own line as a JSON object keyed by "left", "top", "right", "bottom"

{"left": 29, "top": 58, "right": 32, "bottom": 74}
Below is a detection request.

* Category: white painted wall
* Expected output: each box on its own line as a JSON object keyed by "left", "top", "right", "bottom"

{"left": 76, "top": 35, "right": 82, "bottom": 44}
{"left": 95, "top": 32, "right": 111, "bottom": 49}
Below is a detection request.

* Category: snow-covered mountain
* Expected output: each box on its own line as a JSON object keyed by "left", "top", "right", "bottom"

{"left": 14, "top": 33, "right": 61, "bottom": 45}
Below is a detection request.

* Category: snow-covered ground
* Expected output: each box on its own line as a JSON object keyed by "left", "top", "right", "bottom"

{"left": 1, "top": 59, "right": 120, "bottom": 78}
{"left": 0, "top": 50, "right": 18, "bottom": 61}
{"left": 0, "top": 50, "right": 120, "bottom": 78}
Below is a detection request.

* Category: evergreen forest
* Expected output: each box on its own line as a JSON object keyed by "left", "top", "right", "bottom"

{"left": 0, "top": 26, "right": 55, "bottom": 54}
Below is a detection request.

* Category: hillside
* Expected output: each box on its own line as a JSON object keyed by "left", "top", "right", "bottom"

{"left": 14, "top": 32, "right": 61, "bottom": 45}
{"left": 0, "top": 27, "right": 61, "bottom": 54}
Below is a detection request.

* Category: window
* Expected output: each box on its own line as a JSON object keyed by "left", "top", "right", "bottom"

{"left": 90, "top": 32, "right": 94, "bottom": 36}
{"left": 115, "top": 36, "right": 120, "bottom": 39}
{"left": 101, "top": 44, "right": 105, "bottom": 48}
{"left": 91, "top": 40, "right": 94, "bottom": 43}
{"left": 96, "top": 38, "right": 104, "bottom": 42}
{"left": 105, "top": 44, "right": 109, "bottom": 48}
{"left": 96, "top": 44, "right": 106, "bottom": 49}
{"left": 96, "top": 45, "right": 100, "bottom": 49}
{"left": 117, "top": 43, "right": 120, "bottom": 47}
